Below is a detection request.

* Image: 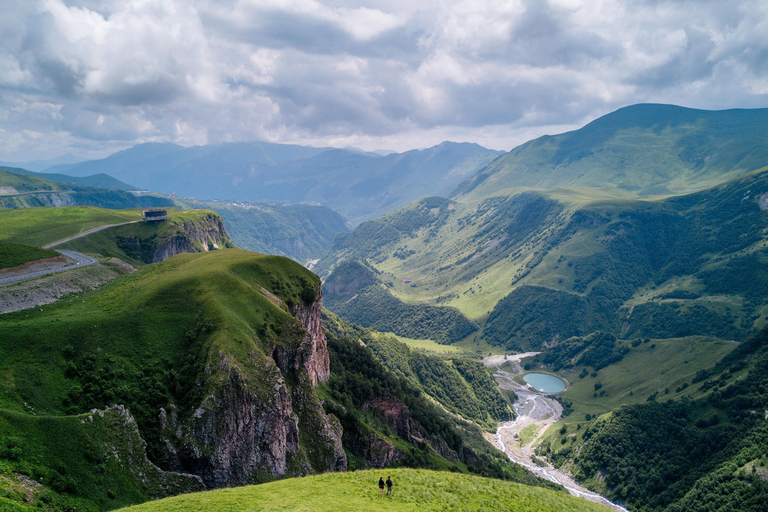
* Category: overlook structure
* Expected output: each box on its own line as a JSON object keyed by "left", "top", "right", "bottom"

{"left": 142, "top": 209, "right": 168, "bottom": 222}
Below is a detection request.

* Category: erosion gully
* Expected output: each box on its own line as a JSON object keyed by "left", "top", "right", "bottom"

{"left": 483, "top": 354, "right": 629, "bottom": 512}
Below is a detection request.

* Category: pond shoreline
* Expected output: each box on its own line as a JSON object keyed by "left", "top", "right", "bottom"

{"left": 523, "top": 372, "right": 567, "bottom": 393}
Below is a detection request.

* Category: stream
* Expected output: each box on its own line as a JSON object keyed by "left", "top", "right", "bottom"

{"left": 483, "top": 354, "right": 629, "bottom": 512}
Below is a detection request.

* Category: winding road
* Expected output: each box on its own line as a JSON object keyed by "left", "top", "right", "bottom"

{"left": 484, "top": 354, "right": 629, "bottom": 512}
{"left": 1, "top": 221, "right": 138, "bottom": 286}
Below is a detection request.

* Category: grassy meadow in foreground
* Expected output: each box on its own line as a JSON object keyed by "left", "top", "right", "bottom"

{"left": 118, "top": 469, "right": 610, "bottom": 512}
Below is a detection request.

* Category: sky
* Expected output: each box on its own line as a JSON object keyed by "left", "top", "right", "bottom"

{"left": 1, "top": 0, "right": 767, "bottom": 162}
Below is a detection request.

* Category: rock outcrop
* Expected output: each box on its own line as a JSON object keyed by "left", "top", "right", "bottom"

{"left": 97, "top": 405, "right": 206, "bottom": 498}
{"left": 156, "top": 289, "right": 346, "bottom": 489}
{"left": 355, "top": 396, "right": 465, "bottom": 467}
{"left": 151, "top": 213, "right": 231, "bottom": 263}
{"left": 115, "top": 212, "right": 232, "bottom": 264}
{"left": 177, "top": 355, "right": 302, "bottom": 487}
{"left": 290, "top": 290, "right": 330, "bottom": 386}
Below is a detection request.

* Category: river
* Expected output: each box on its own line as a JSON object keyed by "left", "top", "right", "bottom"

{"left": 483, "top": 354, "right": 629, "bottom": 512}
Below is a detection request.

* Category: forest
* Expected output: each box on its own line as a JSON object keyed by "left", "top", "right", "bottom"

{"left": 563, "top": 327, "right": 768, "bottom": 511}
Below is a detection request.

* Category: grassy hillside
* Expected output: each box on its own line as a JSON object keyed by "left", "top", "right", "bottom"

{"left": 528, "top": 335, "right": 737, "bottom": 420}
{"left": 456, "top": 104, "right": 768, "bottom": 201}
{"left": 320, "top": 167, "right": 768, "bottom": 350}
{"left": 0, "top": 249, "right": 337, "bottom": 507}
{"left": 175, "top": 198, "right": 349, "bottom": 263}
{"left": 117, "top": 468, "right": 609, "bottom": 512}
{"left": 0, "top": 249, "right": 315, "bottom": 417}
{"left": 0, "top": 241, "right": 59, "bottom": 269}
{"left": 535, "top": 328, "right": 768, "bottom": 512}
{"left": 0, "top": 206, "right": 141, "bottom": 247}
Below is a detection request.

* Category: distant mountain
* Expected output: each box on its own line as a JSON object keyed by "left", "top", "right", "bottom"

{"left": 3, "top": 167, "right": 135, "bottom": 190}
{"left": 0, "top": 154, "right": 85, "bottom": 172}
{"left": 455, "top": 104, "right": 768, "bottom": 200}
{"left": 58, "top": 141, "right": 503, "bottom": 224}
{"left": 0, "top": 168, "right": 172, "bottom": 209}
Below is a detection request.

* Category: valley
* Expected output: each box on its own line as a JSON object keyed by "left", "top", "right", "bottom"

{"left": 483, "top": 354, "right": 626, "bottom": 512}
{"left": 2, "top": 104, "right": 768, "bottom": 511}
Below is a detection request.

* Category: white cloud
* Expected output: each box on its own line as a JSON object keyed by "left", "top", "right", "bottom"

{"left": 0, "top": 0, "right": 767, "bottom": 160}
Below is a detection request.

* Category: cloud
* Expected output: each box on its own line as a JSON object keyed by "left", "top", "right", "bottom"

{"left": 0, "top": 0, "right": 767, "bottom": 160}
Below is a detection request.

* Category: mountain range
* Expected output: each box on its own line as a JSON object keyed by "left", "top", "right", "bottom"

{"left": 41, "top": 141, "right": 502, "bottom": 224}
{"left": 317, "top": 103, "right": 768, "bottom": 511}
{"left": 3, "top": 103, "right": 768, "bottom": 512}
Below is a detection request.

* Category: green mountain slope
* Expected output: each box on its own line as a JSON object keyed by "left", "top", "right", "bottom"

{"left": 537, "top": 327, "right": 768, "bottom": 512}
{"left": 456, "top": 104, "right": 768, "bottom": 201}
{"left": 118, "top": 468, "right": 610, "bottom": 512}
{"left": 320, "top": 167, "right": 768, "bottom": 350}
{"left": 0, "top": 250, "right": 343, "bottom": 508}
{"left": 323, "top": 260, "right": 478, "bottom": 344}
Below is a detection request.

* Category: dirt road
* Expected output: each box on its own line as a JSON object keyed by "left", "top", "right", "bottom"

{"left": 484, "top": 354, "right": 629, "bottom": 512}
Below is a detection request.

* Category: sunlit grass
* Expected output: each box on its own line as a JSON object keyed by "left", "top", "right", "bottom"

{"left": 118, "top": 469, "right": 610, "bottom": 512}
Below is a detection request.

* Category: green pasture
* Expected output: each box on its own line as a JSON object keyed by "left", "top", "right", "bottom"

{"left": 118, "top": 468, "right": 610, "bottom": 512}
{"left": 0, "top": 206, "right": 141, "bottom": 247}
{"left": 550, "top": 336, "right": 738, "bottom": 421}
{"left": 0, "top": 241, "right": 58, "bottom": 270}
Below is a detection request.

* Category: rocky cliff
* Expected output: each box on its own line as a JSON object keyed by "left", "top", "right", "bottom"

{"left": 115, "top": 211, "right": 233, "bottom": 264}
{"left": 155, "top": 286, "right": 346, "bottom": 489}
{"left": 150, "top": 213, "right": 232, "bottom": 263}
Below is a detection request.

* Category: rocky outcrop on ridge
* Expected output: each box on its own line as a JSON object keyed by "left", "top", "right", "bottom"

{"left": 155, "top": 289, "right": 346, "bottom": 489}
{"left": 115, "top": 212, "right": 233, "bottom": 264}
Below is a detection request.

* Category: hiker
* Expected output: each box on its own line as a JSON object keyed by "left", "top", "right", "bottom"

{"left": 378, "top": 476, "right": 385, "bottom": 496}
{"left": 386, "top": 475, "right": 393, "bottom": 495}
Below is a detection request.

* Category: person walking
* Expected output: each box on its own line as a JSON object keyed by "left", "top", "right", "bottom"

{"left": 378, "top": 477, "right": 385, "bottom": 496}
{"left": 386, "top": 475, "right": 393, "bottom": 496}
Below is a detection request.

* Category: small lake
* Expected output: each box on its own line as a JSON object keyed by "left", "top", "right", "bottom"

{"left": 523, "top": 373, "right": 566, "bottom": 393}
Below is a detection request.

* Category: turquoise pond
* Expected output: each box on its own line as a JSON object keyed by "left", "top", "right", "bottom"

{"left": 523, "top": 373, "right": 566, "bottom": 393}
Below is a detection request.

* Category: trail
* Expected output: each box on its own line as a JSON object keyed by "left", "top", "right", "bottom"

{"left": 484, "top": 354, "right": 629, "bottom": 512}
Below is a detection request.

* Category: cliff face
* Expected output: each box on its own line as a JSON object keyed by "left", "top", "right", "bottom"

{"left": 151, "top": 214, "right": 231, "bottom": 263}
{"left": 157, "top": 289, "right": 346, "bottom": 489}
{"left": 290, "top": 292, "right": 330, "bottom": 387}
{"left": 116, "top": 212, "right": 233, "bottom": 264}
{"left": 94, "top": 405, "right": 206, "bottom": 498}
